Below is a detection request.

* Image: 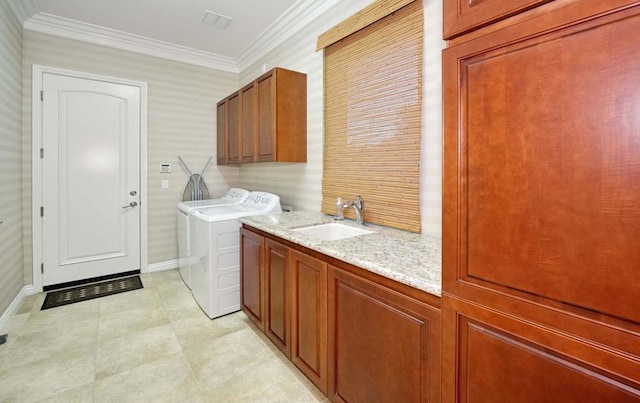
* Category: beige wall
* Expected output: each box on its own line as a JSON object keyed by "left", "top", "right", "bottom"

{"left": 238, "top": 0, "right": 444, "bottom": 236}
{"left": 10, "top": 0, "right": 444, "bottom": 293}
{"left": 0, "top": 1, "right": 25, "bottom": 317}
{"left": 21, "top": 31, "right": 240, "bottom": 283}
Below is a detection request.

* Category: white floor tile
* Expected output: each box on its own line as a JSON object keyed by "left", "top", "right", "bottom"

{"left": 0, "top": 269, "right": 326, "bottom": 402}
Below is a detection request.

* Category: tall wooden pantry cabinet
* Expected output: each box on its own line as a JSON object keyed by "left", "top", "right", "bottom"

{"left": 442, "top": 0, "right": 640, "bottom": 401}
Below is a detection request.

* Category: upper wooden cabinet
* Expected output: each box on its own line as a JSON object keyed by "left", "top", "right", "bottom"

{"left": 256, "top": 72, "right": 275, "bottom": 162}
{"left": 216, "top": 67, "right": 307, "bottom": 165}
{"left": 240, "top": 82, "right": 256, "bottom": 163}
{"left": 443, "top": 0, "right": 552, "bottom": 39}
{"left": 216, "top": 91, "right": 241, "bottom": 165}
{"left": 443, "top": 0, "right": 640, "bottom": 325}
{"left": 256, "top": 68, "right": 307, "bottom": 162}
{"left": 216, "top": 100, "right": 227, "bottom": 165}
{"left": 227, "top": 91, "right": 241, "bottom": 164}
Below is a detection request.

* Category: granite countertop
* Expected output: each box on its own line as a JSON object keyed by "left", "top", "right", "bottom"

{"left": 239, "top": 211, "right": 442, "bottom": 297}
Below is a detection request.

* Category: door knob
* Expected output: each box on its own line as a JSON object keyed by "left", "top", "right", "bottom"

{"left": 130, "top": 190, "right": 137, "bottom": 196}
{"left": 122, "top": 201, "right": 138, "bottom": 209}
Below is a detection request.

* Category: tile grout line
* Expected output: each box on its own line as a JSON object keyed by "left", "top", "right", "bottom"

{"left": 92, "top": 296, "right": 105, "bottom": 403}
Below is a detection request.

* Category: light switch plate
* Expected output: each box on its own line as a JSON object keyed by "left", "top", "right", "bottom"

{"left": 161, "top": 180, "right": 169, "bottom": 189}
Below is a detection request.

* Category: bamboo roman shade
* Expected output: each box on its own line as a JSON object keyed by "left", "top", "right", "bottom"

{"left": 318, "top": 0, "right": 423, "bottom": 233}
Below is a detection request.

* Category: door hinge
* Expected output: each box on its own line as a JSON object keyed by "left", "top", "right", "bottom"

{"left": 40, "top": 206, "right": 44, "bottom": 217}
{"left": 40, "top": 148, "right": 44, "bottom": 159}
{"left": 40, "top": 90, "right": 43, "bottom": 101}
{"left": 41, "top": 263, "right": 44, "bottom": 274}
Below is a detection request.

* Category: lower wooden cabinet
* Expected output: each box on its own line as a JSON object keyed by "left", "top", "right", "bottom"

{"left": 442, "top": 295, "right": 640, "bottom": 403}
{"left": 240, "top": 225, "right": 442, "bottom": 402}
{"left": 264, "top": 238, "right": 291, "bottom": 356}
{"left": 442, "top": 2, "right": 640, "bottom": 401}
{"left": 240, "top": 227, "right": 265, "bottom": 329}
{"left": 291, "top": 250, "right": 328, "bottom": 394}
{"left": 328, "top": 266, "right": 441, "bottom": 403}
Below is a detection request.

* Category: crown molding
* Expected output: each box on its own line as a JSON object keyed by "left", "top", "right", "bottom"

{"left": 24, "top": 13, "right": 239, "bottom": 73}
{"left": 235, "top": 0, "right": 342, "bottom": 72}
{"left": 18, "top": 0, "right": 366, "bottom": 74}
{"left": 6, "top": 0, "right": 38, "bottom": 25}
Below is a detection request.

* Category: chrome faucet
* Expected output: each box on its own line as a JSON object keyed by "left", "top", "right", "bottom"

{"left": 344, "top": 195, "right": 365, "bottom": 225}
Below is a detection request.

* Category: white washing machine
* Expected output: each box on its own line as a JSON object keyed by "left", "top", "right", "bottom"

{"left": 190, "top": 191, "right": 281, "bottom": 319}
{"left": 177, "top": 188, "right": 249, "bottom": 289}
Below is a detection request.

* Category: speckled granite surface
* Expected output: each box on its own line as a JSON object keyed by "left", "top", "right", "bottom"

{"left": 239, "top": 211, "right": 442, "bottom": 297}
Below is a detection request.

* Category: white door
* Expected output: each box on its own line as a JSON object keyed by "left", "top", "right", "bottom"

{"left": 41, "top": 73, "right": 141, "bottom": 286}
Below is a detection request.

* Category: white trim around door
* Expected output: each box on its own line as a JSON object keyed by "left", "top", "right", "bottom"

{"left": 31, "top": 65, "right": 148, "bottom": 293}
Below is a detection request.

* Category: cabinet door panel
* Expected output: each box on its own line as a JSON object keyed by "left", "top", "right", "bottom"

{"left": 443, "top": 0, "right": 552, "bottom": 39}
{"left": 241, "top": 83, "right": 256, "bottom": 163}
{"left": 227, "top": 92, "right": 241, "bottom": 163}
{"left": 273, "top": 68, "right": 307, "bottom": 162}
{"left": 265, "top": 238, "right": 290, "bottom": 356}
{"left": 257, "top": 72, "right": 275, "bottom": 162}
{"left": 216, "top": 100, "right": 227, "bottom": 165}
{"left": 291, "top": 250, "right": 327, "bottom": 393}
{"left": 240, "top": 228, "right": 265, "bottom": 329}
{"left": 443, "top": 296, "right": 640, "bottom": 402}
{"left": 443, "top": 3, "right": 640, "bottom": 324}
{"left": 329, "top": 266, "right": 441, "bottom": 403}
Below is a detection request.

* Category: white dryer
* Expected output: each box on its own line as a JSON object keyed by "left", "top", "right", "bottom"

{"left": 176, "top": 188, "right": 249, "bottom": 289}
{"left": 190, "top": 192, "right": 281, "bottom": 319}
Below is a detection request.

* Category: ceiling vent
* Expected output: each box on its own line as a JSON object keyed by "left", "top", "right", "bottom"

{"left": 202, "top": 11, "right": 233, "bottom": 29}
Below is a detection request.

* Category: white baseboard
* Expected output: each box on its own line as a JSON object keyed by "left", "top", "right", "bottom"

{"left": 25, "top": 285, "right": 36, "bottom": 296}
{"left": 146, "top": 259, "right": 178, "bottom": 273}
{"left": 0, "top": 285, "right": 35, "bottom": 333}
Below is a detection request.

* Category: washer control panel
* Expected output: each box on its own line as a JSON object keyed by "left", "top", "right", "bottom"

{"left": 243, "top": 192, "right": 281, "bottom": 211}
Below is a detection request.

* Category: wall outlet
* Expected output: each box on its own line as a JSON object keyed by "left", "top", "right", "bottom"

{"left": 161, "top": 180, "right": 169, "bottom": 189}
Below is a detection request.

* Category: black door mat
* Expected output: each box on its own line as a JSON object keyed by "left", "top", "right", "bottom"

{"left": 41, "top": 275, "right": 143, "bottom": 310}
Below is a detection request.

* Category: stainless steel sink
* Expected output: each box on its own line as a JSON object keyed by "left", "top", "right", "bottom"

{"left": 292, "top": 222, "right": 374, "bottom": 241}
